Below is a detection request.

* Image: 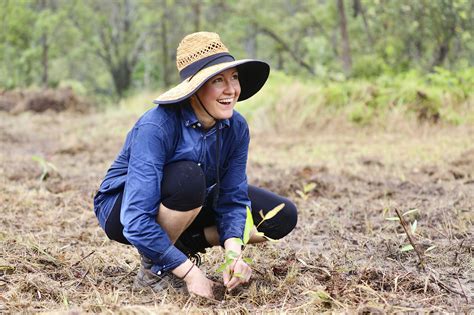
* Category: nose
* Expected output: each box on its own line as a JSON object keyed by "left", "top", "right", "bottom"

{"left": 224, "top": 81, "right": 236, "bottom": 95}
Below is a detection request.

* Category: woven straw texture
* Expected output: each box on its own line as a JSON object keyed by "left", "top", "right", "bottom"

{"left": 176, "top": 32, "right": 229, "bottom": 72}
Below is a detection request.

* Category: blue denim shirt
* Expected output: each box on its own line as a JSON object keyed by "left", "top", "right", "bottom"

{"left": 93, "top": 102, "right": 250, "bottom": 274}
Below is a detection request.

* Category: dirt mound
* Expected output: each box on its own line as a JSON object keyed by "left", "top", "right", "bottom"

{"left": 0, "top": 88, "right": 91, "bottom": 114}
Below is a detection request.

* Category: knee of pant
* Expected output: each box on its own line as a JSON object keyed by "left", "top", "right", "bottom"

{"left": 161, "top": 161, "right": 206, "bottom": 211}
{"left": 259, "top": 200, "right": 298, "bottom": 240}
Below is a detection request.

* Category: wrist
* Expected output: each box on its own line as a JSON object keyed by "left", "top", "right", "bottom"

{"left": 224, "top": 238, "right": 243, "bottom": 254}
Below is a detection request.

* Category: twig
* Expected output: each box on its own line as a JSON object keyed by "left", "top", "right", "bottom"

{"left": 75, "top": 269, "right": 90, "bottom": 289}
{"left": 115, "top": 267, "right": 138, "bottom": 286}
{"left": 429, "top": 272, "right": 464, "bottom": 297}
{"left": 456, "top": 277, "right": 469, "bottom": 304}
{"left": 394, "top": 208, "right": 425, "bottom": 269}
{"left": 72, "top": 250, "right": 95, "bottom": 267}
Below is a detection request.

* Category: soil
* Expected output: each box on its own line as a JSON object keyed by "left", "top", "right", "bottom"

{"left": 0, "top": 109, "right": 472, "bottom": 313}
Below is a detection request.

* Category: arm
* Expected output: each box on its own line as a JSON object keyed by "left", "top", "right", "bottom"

{"left": 121, "top": 123, "right": 187, "bottom": 273}
{"left": 213, "top": 125, "right": 250, "bottom": 246}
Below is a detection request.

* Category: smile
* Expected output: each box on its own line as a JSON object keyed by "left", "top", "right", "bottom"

{"left": 217, "top": 98, "right": 233, "bottom": 105}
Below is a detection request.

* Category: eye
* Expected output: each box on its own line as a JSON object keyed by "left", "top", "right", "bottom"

{"left": 212, "top": 77, "right": 224, "bottom": 84}
{"left": 232, "top": 73, "right": 239, "bottom": 80}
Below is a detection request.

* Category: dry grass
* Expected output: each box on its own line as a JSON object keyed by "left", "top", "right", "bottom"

{"left": 0, "top": 108, "right": 473, "bottom": 313}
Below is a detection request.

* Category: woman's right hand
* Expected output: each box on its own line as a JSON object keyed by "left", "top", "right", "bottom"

{"left": 173, "top": 260, "right": 214, "bottom": 298}
{"left": 183, "top": 266, "right": 215, "bottom": 298}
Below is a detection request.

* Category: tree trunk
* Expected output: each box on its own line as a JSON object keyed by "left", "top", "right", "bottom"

{"left": 41, "top": 33, "right": 49, "bottom": 88}
{"left": 337, "top": 0, "right": 352, "bottom": 75}
{"left": 161, "top": 0, "right": 170, "bottom": 87}
{"left": 245, "top": 24, "right": 257, "bottom": 58}
{"left": 111, "top": 61, "right": 131, "bottom": 98}
{"left": 191, "top": 0, "right": 201, "bottom": 32}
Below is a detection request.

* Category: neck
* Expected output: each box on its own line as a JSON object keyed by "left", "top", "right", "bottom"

{"left": 190, "top": 97, "right": 217, "bottom": 129}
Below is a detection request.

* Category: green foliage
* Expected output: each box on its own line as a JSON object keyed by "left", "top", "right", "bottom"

{"left": 1, "top": 0, "right": 472, "bottom": 99}
{"left": 239, "top": 68, "right": 474, "bottom": 130}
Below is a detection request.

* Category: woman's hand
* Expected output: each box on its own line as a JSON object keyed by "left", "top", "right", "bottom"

{"left": 223, "top": 238, "right": 252, "bottom": 291}
{"left": 223, "top": 257, "right": 252, "bottom": 291}
{"left": 173, "top": 260, "right": 215, "bottom": 298}
{"left": 184, "top": 266, "right": 216, "bottom": 298}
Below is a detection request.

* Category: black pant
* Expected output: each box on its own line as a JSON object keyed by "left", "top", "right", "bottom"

{"left": 104, "top": 161, "right": 298, "bottom": 252}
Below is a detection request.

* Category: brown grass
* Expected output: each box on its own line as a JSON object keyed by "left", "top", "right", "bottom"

{"left": 0, "top": 108, "right": 472, "bottom": 313}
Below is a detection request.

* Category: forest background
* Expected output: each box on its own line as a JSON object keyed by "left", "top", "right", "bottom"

{"left": 1, "top": 0, "right": 473, "bottom": 312}
{"left": 1, "top": 0, "right": 473, "bottom": 126}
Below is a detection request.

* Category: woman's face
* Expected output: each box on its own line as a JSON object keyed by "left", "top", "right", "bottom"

{"left": 194, "top": 67, "right": 241, "bottom": 121}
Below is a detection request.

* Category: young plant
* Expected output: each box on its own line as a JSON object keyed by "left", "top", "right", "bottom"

{"left": 217, "top": 203, "right": 284, "bottom": 279}
{"left": 296, "top": 182, "right": 316, "bottom": 201}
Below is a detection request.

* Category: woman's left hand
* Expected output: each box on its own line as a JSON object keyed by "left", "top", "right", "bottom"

{"left": 223, "top": 257, "right": 252, "bottom": 291}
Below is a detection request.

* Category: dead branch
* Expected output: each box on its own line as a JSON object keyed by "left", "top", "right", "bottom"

{"left": 394, "top": 208, "right": 425, "bottom": 268}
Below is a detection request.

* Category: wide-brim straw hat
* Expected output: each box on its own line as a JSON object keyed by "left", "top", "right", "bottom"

{"left": 154, "top": 32, "right": 270, "bottom": 105}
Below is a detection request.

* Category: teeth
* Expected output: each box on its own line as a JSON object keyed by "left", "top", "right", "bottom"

{"left": 218, "top": 98, "right": 233, "bottom": 103}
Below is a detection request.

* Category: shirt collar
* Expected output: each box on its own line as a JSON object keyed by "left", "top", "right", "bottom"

{"left": 180, "top": 102, "right": 230, "bottom": 129}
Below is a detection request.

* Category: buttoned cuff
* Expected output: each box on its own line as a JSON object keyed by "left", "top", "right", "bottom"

{"left": 150, "top": 245, "right": 188, "bottom": 274}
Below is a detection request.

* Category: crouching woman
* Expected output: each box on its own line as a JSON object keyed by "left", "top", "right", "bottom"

{"left": 93, "top": 32, "right": 297, "bottom": 298}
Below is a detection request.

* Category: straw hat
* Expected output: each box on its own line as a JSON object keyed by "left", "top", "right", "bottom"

{"left": 154, "top": 32, "right": 270, "bottom": 105}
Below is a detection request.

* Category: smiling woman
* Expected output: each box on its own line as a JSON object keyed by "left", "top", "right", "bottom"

{"left": 93, "top": 32, "right": 298, "bottom": 299}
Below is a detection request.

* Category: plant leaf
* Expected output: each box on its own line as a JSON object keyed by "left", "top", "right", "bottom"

{"left": 226, "top": 250, "right": 239, "bottom": 260}
{"left": 403, "top": 208, "right": 418, "bottom": 216}
{"left": 259, "top": 210, "right": 265, "bottom": 220}
{"left": 254, "top": 231, "right": 265, "bottom": 237}
{"left": 233, "top": 272, "right": 245, "bottom": 279}
{"left": 303, "top": 182, "right": 316, "bottom": 194}
{"left": 386, "top": 217, "right": 400, "bottom": 221}
{"left": 243, "top": 206, "right": 254, "bottom": 244}
{"left": 243, "top": 257, "right": 253, "bottom": 264}
{"left": 400, "top": 244, "right": 414, "bottom": 252}
{"left": 425, "top": 245, "right": 437, "bottom": 253}
{"left": 263, "top": 235, "right": 279, "bottom": 242}
{"left": 262, "top": 203, "right": 285, "bottom": 222}
{"left": 296, "top": 190, "right": 306, "bottom": 199}
{"left": 411, "top": 220, "right": 417, "bottom": 233}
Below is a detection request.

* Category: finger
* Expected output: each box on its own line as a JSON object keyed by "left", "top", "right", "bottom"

{"left": 226, "top": 275, "right": 240, "bottom": 290}
{"left": 223, "top": 270, "right": 231, "bottom": 285}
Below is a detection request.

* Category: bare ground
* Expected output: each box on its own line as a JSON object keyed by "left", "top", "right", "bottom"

{"left": 0, "top": 109, "right": 472, "bottom": 313}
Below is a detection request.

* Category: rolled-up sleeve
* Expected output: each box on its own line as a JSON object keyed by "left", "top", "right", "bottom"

{"left": 121, "top": 123, "right": 187, "bottom": 272}
{"left": 214, "top": 126, "right": 250, "bottom": 246}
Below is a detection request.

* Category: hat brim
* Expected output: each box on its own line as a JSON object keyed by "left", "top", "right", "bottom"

{"left": 153, "top": 59, "right": 270, "bottom": 105}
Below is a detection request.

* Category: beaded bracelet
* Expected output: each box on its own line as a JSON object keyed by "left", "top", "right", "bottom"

{"left": 179, "top": 264, "right": 194, "bottom": 280}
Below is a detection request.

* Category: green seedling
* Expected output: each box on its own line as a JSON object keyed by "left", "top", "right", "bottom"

{"left": 217, "top": 203, "right": 284, "bottom": 280}
{"left": 296, "top": 182, "right": 316, "bottom": 201}
{"left": 32, "top": 155, "right": 60, "bottom": 181}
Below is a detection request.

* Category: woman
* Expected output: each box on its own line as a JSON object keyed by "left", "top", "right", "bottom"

{"left": 93, "top": 32, "right": 297, "bottom": 298}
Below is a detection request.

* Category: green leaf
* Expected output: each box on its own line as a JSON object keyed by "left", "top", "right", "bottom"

{"left": 243, "top": 206, "right": 254, "bottom": 244}
{"left": 296, "top": 190, "right": 307, "bottom": 200}
{"left": 425, "top": 245, "right": 436, "bottom": 253}
{"left": 262, "top": 203, "right": 285, "bottom": 222}
{"left": 403, "top": 208, "right": 418, "bottom": 216}
{"left": 254, "top": 231, "right": 265, "bottom": 237}
{"left": 259, "top": 210, "right": 265, "bottom": 219}
{"left": 303, "top": 182, "right": 316, "bottom": 194}
{"left": 226, "top": 250, "right": 239, "bottom": 260}
{"left": 386, "top": 217, "right": 400, "bottom": 221}
{"left": 242, "top": 257, "right": 253, "bottom": 264}
{"left": 263, "top": 235, "right": 279, "bottom": 242}
{"left": 217, "top": 258, "right": 233, "bottom": 273}
{"left": 400, "top": 244, "right": 414, "bottom": 252}
{"left": 411, "top": 220, "right": 417, "bottom": 233}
